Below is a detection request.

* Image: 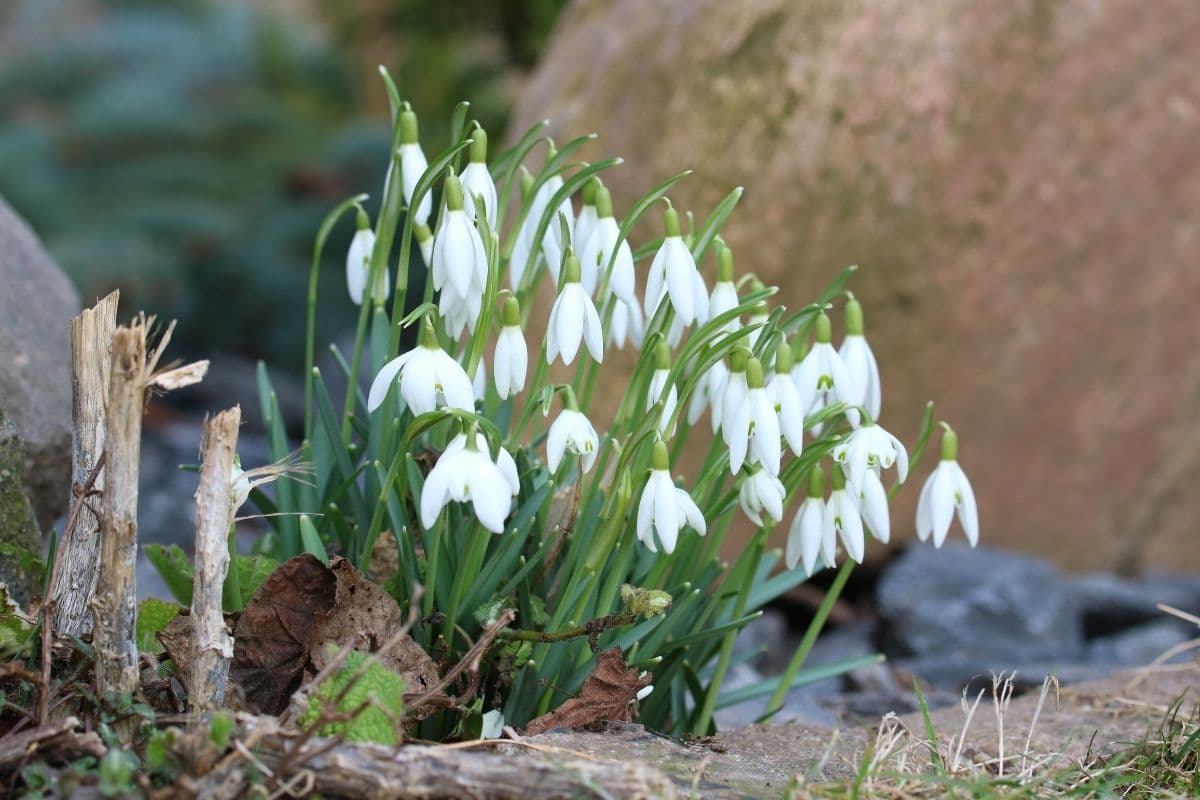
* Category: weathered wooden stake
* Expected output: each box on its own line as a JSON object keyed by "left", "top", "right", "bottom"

{"left": 52, "top": 291, "right": 119, "bottom": 636}
{"left": 189, "top": 406, "right": 240, "bottom": 712}
{"left": 92, "top": 320, "right": 149, "bottom": 733}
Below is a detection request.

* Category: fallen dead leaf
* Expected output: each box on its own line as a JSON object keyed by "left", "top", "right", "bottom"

{"left": 230, "top": 554, "right": 337, "bottom": 714}
{"left": 523, "top": 647, "right": 650, "bottom": 735}
{"left": 307, "top": 558, "right": 438, "bottom": 694}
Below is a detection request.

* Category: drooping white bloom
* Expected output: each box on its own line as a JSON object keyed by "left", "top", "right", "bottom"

{"left": 493, "top": 298, "right": 528, "bottom": 399}
{"left": 345, "top": 211, "right": 386, "bottom": 305}
{"left": 608, "top": 298, "right": 645, "bottom": 350}
{"left": 509, "top": 170, "right": 543, "bottom": 291}
{"left": 832, "top": 421, "right": 908, "bottom": 493}
{"left": 547, "top": 406, "right": 599, "bottom": 473}
{"left": 636, "top": 441, "right": 706, "bottom": 554}
{"left": 839, "top": 296, "right": 882, "bottom": 422}
{"left": 443, "top": 432, "right": 520, "bottom": 498}
{"left": 420, "top": 437, "right": 513, "bottom": 533}
{"left": 534, "top": 172, "right": 574, "bottom": 279}
{"left": 644, "top": 207, "right": 702, "bottom": 325}
{"left": 718, "top": 353, "right": 748, "bottom": 441}
{"left": 367, "top": 320, "right": 474, "bottom": 414}
{"left": 575, "top": 180, "right": 599, "bottom": 260}
{"left": 460, "top": 127, "right": 497, "bottom": 228}
{"left": 644, "top": 341, "right": 678, "bottom": 434}
{"left": 786, "top": 467, "right": 830, "bottom": 573}
{"left": 709, "top": 245, "right": 740, "bottom": 333}
{"left": 438, "top": 278, "right": 482, "bottom": 340}
{"left": 397, "top": 108, "right": 432, "bottom": 227}
{"left": 690, "top": 360, "right": 730, "bottom": 429}
{"left": 738, "top": 467, "right": 785, "bottom": 527}
{"left": 916, "top": 428, "right": 979, "bottom": 547}
{"left": 792, "top": 312, "right": 860, "bottom": 430}
{"left": 726, "top": 356, "right": 781, "bottom": 475}
{"left": 579, "top": 184, "right": 635, "bottom": 303}
{"left": 431, "top": 173, "right": 488, "bottom": 300}
{"left": 415, "top": 223, "right": 434, "bottom": 267}
{"left": 824, "top": 469, "right": 865, "bottom": 563}
{"left": 472, "top": 360, "right": 487, "bottom": 401}
{"left": 546, "top": 253, "right": 604, "bottom": 366}
{"left": 856, "top": 468, "right": 890, "bottom": 544}
{"left": 767, "top": 341, "right": 806, "bottom": 457}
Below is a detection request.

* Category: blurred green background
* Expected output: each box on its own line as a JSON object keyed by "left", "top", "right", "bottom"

{"left": 0, "top": 0, "right": 565, "bottom": 366}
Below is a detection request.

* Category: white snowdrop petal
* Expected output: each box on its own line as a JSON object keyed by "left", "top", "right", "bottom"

{"left": 556, "top": 290, "right": 585, "bottom": 364}
{"left": 581, "top": 292, "right": 605, "bottom": 363}
{"left": 367, "top": 352, "right": 411, "bottom": 412}
{"left": 419, "top": 461, "right": 453, "bottom": 529}
{"left": 678, "top": 488, "right": 706, "bottom": 536}
{"left": 954, "top": 462, "right": 979, "bottom": 546}
{"left": 929, "top": 465, "right": 956, "bottom": 547}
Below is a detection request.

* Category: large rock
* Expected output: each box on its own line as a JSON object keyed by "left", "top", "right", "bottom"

{"left": 509, "top": 0, "right": 1200, "bottom": 570}
{"left": 0, "top": 405, "right": 41, "bottom": 603}
{"left": 0, "top": 196, "right": 79, "bottom": 529}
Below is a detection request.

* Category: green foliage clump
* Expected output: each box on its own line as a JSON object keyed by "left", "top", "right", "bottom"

{"left": 298, "top": 650, "right": 406, "bottom": 746}
{"left": 134, "top": 597, "right": 181, "bottom": 654}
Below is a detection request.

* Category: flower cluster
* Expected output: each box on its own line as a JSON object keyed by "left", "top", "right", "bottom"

{"left": 352, "top": 105, "right": 978, "bottom": 573}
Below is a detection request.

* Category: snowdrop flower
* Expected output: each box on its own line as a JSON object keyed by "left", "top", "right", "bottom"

{"left": 367, "top": 318, "right": 474, "bottom": 414}
{"left": 443, "top": 432, "right": 520, "bottom": 498}
{"left": 420, "top": 433, "right": 513, "bottom": 533}
{"left": 546, "top": 252, "right": 604, "bottom": 366}
{"left": 493, "top": 297, "right": 527, "bottom": 399}
{"left": 460, "top": 127, "right": 497, "bottom": 228}
{"left": 645, "top": 206, "right": 703, "bottom": 325}
{"left": 230, "top": 462, "right": 252, "bottom": 510}
{"left": 608, "top": 298, "right": 645, "bottom": 350}
{"left": 856, "top": 467, "right": 890, "bottom": 545}
{"left": 916, "top": 426, "right": 979, "bottom": 547}
{"left": 786, "top": 467, "right": 832, "bottom": 573}
{"left": 415, "top": 223, "right": 434, "bottom": 267}
{"left": 508, "top": 169, "right": 541, "bottom": 291}
{"left": 839, "top": 295, "right": 881, "bottom": 421}
{"left": 533, "top": 168, "right": 574, "bottom": 281}
{"left": 767, "top": 341, "right": 806, "bottom": 457}
{"left": 398, "top": 107, "right": 432, "bottom": 226}
{"left": 726, "top": 355, "right": 781, "bottom": 475}
{"left": 346, "top": 208, "right": 387, "bottom": 305}
{"left": 832, "top": 421, "right": 908, "bottom": 493}
{"left": 718, "top": 349, "right": 749, "bottom": 441}
{"left": 792, "top": 311, "right": 860, "bottom": 430}
{"left": 709, "top": 244, "right": 740, "bottom": 333}
{"left": 547, "top": 393, "right": 599, "bottom": 473}
{"left": 636, "top": 440, "right": 706, "bottom": 554}
{"left": 472, "top": 359, "right": 487, "bottom": 401}
{"left": 579, "top": 183, "right": 635, "bottom": 303}
{"left": 431, "top": 172, "right": 488, "bottom": 300}
{"left": 645, "top": 341, "right": 678, "bottom": 435}
{"left": 574, "top": 177, "right": 599, "bottom": 259}
{"left": 824, "top": 466, "right": 865, "bottom": 563}
{"left": 738, "top": 467, "right": 785, "bottom": 527}
{"left": 689, "top": 359, "right": 729, "bottom": 429}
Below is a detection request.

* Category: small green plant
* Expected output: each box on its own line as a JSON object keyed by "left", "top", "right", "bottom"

{"left": 298, "top": 649, "right": 407, "bottom": 746}
{"left": 224, "top": 70, "right": 982, "bottom": 738}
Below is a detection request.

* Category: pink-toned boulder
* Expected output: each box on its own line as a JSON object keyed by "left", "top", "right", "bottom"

{"left": 508, "top": 0, "right": 1200, "bottom": 570}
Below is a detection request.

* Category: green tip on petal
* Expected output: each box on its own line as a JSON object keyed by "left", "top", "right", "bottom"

{"left": 807, "top": 466, "right": 826, "bottom": 498}
{"left": 562, "top": 251, "right": 582, "bottom": 284}
{"left": 582, "top": 177, "right": 598, "bottom": 205}
{"left": 664, "top": 206, "right": 681, "bottom": 237}
{"left": 468, "top": 127, "right": 488, "bottom": 163}
{"left": 519, "top": 167, "right": 534, "bottom": 198}
{"left": 419, "top": 316, "right": 439, "bottom": 348}
{"left": 746, "top": 356, "right": 765, "bottom": 389}
{"left": 654, "top": 340, "right": 671, "bottom": 370}
{"left": 502, "top": 296, "right": 521, "bottom": 327}
{"left": 940, "top": 427, "right": 958, "bottom": 461}
{"left": 729, "top": 347, "right": 750, "bottom": 373}
{"left": 651, "top": 439, "right": 670, "bottom": 471}
{"left": 399, "top": 109, "right": 419, "bottom": 145}
{"left": 595, "top": 184, "right": 614, "bottom": 219}
{"left": 830, "top": 463, "right": 847, "bottom": 491}
{"left": 355, "top": 207, "right": 371, "bottom": 231}
{"left": 845, "top": 297, "right": 864, "bottom": 336}
{"left": 815, "top": 311, "right": 832, "bottom": 344}
{"left": 717, "top": 244, "right": 734, "bottom": 282}
{"left": 414, "top": 222, "right": 432, "bottom": 243}
{"left": 444, "top": 172, "right": 464, "bottom": 211}
{"left": 774, "top": 340, "right": 794, "bottom": 373}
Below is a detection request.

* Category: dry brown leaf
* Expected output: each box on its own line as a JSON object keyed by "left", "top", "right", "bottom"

{"left": 307, "top": 558, "right": 438, "bottom": 694}
{"left": 523, "top": 647, "right": 650, "bottom": 735}
{"left": 230, "top": 554, "right": 337, "bottom": 714}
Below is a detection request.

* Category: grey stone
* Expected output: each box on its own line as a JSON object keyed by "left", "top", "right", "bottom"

{"left": 877, "top": 545, "right": 1085, "bottom": 669}
{"left": 1071, "top": 572, "right": 1200, "bottom": 636}
{"left": 0, "top": 404, "right": 41, "bottom": 604}
{"left": 1087, "top": 619, "right": 1195, "bottom": 669}
{"left": 0, "top": 195, "right": 79, "bottom": 530}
